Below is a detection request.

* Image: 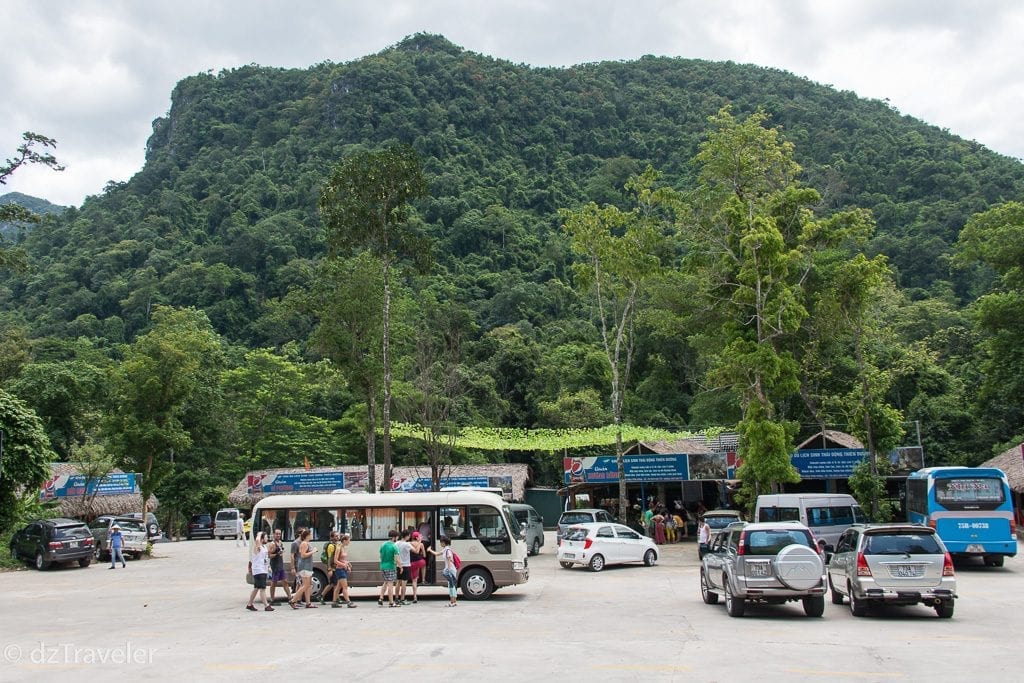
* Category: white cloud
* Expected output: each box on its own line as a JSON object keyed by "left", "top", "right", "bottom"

{"left": 2, "top": 0, "right": 1022, "bottom": 207}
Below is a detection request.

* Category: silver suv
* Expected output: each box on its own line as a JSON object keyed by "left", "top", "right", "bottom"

{"left": 828, "top": 524, "right": 957, "bottom": 618}
{"left": 700, "top": 521, "right": 826, "bottom": 618}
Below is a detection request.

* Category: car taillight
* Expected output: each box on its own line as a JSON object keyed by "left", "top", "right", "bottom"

{"left": 928, "top": 519, "right": 936, "bottom": 530}
{"left": 737, "top": 531, "right": 746, "bottom": 556}
{"left": 83, "top": 538, "right": 93, "bottom": 545}
{"left": 942, "top": 552, "right": 955, "bottom": 577}
{"left": 583, "top": 538, "right": 593, "bottom": 550}
{"left": 856, "top": 552, "right": 872, "bottom": 577}
{"left": 1012, "top": 518, "right": 1018, "bottom": 537}
{"left": 48, "top": 541, "right": 62, "bottom": 550}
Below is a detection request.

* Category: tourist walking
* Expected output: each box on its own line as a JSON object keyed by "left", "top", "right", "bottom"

{"left": 330, "top": 533, "right": 357, "bottom": 608}
{"left": 267, "top": 529, "right": 292, "bottom": 604}
{"left": 246, "top": 532, "right": 273, "bottom": 611}
{"left": 697, "top": 517, "right": 711, "bottom": 559}
{"left": 236, "top": 513, "right": 246, "bottom": 547}
{"left": 289, "top": 529, "right": 317, "bottom": 609}
{"left": 108, "top": 523, "right": 126, "bottom": 569}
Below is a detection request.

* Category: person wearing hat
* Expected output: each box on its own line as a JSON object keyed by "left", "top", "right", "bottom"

{"left": 408, "top": 531, "right": 427, "bottom": 603}
{"left": 108, "top": 523, "right": 126, "bottom": 569}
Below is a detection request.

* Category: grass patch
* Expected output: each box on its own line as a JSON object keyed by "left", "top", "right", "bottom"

{"left": 0, "top": 535, "right": 26, "bottom": 571}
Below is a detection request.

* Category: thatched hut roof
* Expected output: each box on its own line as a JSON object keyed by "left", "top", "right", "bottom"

{"left": 45, "top": 463, "right": 157, "bottom": 521}
{"left": 626, "top": 439, "right": 714, "bottom": 456}
{"left": 796, "top": 430, "right": 864, "bottom": 451}
{"left": 229, "top": 463, "right": 532, "bottom": 507}
{"left": 980, "top": 443, "right": 1024, "bottom": 493}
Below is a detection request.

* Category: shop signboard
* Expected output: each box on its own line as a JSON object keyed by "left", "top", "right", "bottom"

{"left": 40, "top": 472, "right": 139, "bottom": 501}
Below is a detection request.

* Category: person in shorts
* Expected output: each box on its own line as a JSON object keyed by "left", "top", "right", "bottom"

{"left": 321, "top": 530, "right": 339, "bottom": 604}
{"left": 330, "top": 533, "right": 357, "bottom": 608}
{"left": 378, "top": 530, "right": 401, "bottom": 607}
{"left": 395, "top": 529, "right": 413, "bottom": 605}
{"left": 246, "top": 532, "right": 273, "bottom": 611}
{"left": 290, "top": 527, "right": 305, "bottom": 594}
{"left": 267, "top": 529, "right": 292, "bottom": 604}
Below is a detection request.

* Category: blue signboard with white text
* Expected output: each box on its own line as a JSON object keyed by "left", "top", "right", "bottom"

{"left": 790, "top": 449, "right": 869, "bottom": 479}
{"left": 564, "top": 455, "right": 690, "bottom": 485}
{"left": 40, "top": 473, "right": 139, "bottom": 501}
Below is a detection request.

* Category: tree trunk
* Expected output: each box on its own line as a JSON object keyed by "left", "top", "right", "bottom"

{"left": 381, "top": 256, "right": 393, "bottom": 492}
{"left": 853, "top": 328, "right": 879, "bottom": 519}
{"left": 366, "top": 386, "right": 378, "bottom": 494}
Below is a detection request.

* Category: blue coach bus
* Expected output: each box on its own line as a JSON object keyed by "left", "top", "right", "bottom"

{"left": 907, "top": 466, "right": 1017, "bottom": 566}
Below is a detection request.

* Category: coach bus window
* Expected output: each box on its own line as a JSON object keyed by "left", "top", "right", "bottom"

{"left": 440, "top": 507, "right": 466, "bottom": 538}
{"left": 468, "top": 505, "right": 510, "bottom": 555}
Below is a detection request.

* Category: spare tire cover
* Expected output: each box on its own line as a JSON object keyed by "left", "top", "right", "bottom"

{"left": 773, "top": 543, "right": 824, "bottom": 591}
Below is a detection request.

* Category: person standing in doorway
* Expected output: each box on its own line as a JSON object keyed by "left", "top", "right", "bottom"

{"left": 108, "top": 523, "right": 126, "bottom": 569}
{"left": 408, "top": 531, "right": 427, "bottom": 602}
{"left": 267, "top": 529, "right": 292, "bottom": 604}
{"left": 395, "top": 529, "right": 413, "bottom": 605}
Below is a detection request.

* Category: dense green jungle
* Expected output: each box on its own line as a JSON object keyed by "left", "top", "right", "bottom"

{"left": 1, "top": 34, "right": 1022, "bottom": 531}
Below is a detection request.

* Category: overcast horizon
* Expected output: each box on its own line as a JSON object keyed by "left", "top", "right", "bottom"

{"left": 3, "top": 1, "right": 1023, "bottom": 208}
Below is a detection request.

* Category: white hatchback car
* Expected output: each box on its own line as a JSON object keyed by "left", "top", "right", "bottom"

{"left": 556, "top": 522, "right": 659, "bottom": 571}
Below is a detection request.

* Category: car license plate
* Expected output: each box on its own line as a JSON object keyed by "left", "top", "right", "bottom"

{"left": 563, "top": 553, "right": 575, "bottom": 559}
{"left": 749, "top": 562, "right": 770, "bottom": 577}
{"left": 891, "top": 564, "right": 922, "bottom": 578}
{"left": 966, "top": 544, "right": 985, "bottom": 553}
{"left": 69, "top": 541, "right": 78, "bottom": 548}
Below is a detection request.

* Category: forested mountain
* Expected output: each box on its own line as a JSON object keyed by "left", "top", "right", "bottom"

{"left": 1, "top": 34, "right": 1022, "bottom": 520}
{"left": 0, "top": 192, "right": 65, "bottom": 239}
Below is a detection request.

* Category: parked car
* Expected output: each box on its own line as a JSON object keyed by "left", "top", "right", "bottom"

{"left": 556, "top": 508, "right": 616, "bottom": 545}
{"left": 556, "top": 522, "right": 658, "bottom": 571}
{"left": 828, "top": 524, "right": 957, "bottom": 618}
{"left": 186, "top": 513, "right": 215, "bottom": 540}
{"left": 700, "top": 521, "right": 827, "bottom": 618}
{"left": 214, "top": 508, "right": 242, "bottom": 540}
{"left": 703, "top": 509, "right": 743, "bottom": 531}
{"left": 89, "top": 516, "right": 148, "bottom": 561}
{"left": 9, "top": 518, "right": 94, "bottom": 570}
{"left": 509, "top": 503, "right": 545, "bottom": 556}
{"left": 126, "top": 512, "right": 162, "bottom": 540}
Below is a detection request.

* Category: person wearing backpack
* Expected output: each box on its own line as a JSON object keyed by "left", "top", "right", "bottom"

{"left": 319, "top": 531, "right": 339, "bottom": 605}
{"left": 428, "top": 535, "right": 459, "bottom": 607}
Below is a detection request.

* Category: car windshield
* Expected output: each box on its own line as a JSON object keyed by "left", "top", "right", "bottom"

{"left": 744, "top": 529, "right": 813, "bottom": 555}
{"left": 864, "top": 533, "right": 942, "bottom": 555}
{"left": 564, "top": 528, "right": 589, "bottom": 542}
{"left": 114, "top": 520, "right": 145, "bottom": 532}
{"left": 560, "top": 512, "right": 594, "bottom": 525}
{"left": 513, "top": 511, "right": 528, "bottom": 524}
{"left": 192, "top": 516, "right": 211, "bottom": 524}
{"left": 54, "top": 526, "right": 91, "bottom": 540}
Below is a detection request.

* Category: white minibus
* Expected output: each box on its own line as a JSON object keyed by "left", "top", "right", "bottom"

{"left": 247, "top": 490, "right": 528, "bottom": 600}
{"left": 754, "top": 493, "right": 866, "bottom": 547}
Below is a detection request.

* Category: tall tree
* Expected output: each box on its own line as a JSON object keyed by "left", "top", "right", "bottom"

{"left": 105, "top": 307, "right": 224, "bottom": 524}
{"left": 561, "top": 167, "right": 675, "bottom": 519}
{"left": 684, "top": 107, "right": 878, "bottom": 507}
{"left": 319, "top": 145, "right": 428, "bottom": 491}
{"left": 1, "top": 132, "right": 64, "bottom": 271}
{"left": 309, "top": 253, "right": 385, "bottom": 491}
{"left": 954, "top": 202, "right": 1024, "bottom": 449}
{"left": 0, "top": 389, "right": 55, "bottom": 532}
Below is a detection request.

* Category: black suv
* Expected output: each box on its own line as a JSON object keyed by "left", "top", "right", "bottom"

{"left": 9, "top": 518, "right": 95, "bottom": 570}
{"left": 186, "top": 513, "right": 215, "bottom": 540}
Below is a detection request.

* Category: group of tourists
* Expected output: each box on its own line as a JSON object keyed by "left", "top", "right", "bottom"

{"left": 642, "top": 502, "right": 689, "bottom": 545}
{"left": 244, "top": 525, "right": 461, "bottom": 611}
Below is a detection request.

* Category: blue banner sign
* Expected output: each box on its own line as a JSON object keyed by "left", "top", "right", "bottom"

{"left": 390, "top": 475, "right": 512, "bottom": 493}
{"left": 564, "top": 455, "right": 690, "bottom": 485}
{"left": 790, "top": 449, "right": 869, "bottom": 479}
{"left": 254, "top": 471, "right": 352, "bottom": 494}
{"left": 40, "top": 472, "right": 139, "bottom": 500}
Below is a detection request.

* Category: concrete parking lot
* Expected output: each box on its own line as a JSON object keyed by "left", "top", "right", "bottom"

{"left": 0, "top": 532, "right": 1018, "bottom": 681}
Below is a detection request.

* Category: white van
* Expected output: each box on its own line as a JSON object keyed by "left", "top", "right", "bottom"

{"left": 214, "top": 508, "right": 242, "bottom": 540}
{"left": 754, "top": 494, "right": 866, "bottom": 548}
{"left": 508, "top": 503, "right": 545, "bottom": 556}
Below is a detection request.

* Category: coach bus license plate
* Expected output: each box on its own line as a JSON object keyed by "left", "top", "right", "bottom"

{"left": 966, "top": 544, "right": 985, "bottom": 553}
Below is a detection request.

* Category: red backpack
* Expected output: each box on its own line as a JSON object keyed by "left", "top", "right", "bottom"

{"left": 449, "top": 548, "right": 462, "bottom": 572}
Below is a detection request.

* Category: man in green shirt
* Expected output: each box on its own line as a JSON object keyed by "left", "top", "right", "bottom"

{"left": 378, "top": 529, "right": 402, "bottom": 607}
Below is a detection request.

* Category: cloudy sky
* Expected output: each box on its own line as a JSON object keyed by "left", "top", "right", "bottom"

{"left": 3, "top": 0, "right": 1023, "bottom": 207}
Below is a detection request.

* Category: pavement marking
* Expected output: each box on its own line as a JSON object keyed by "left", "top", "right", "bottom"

{"left": 905, "top": 635, "right": 985, "bottom": 642}
{"left": 397, "top": 663, "right": 481, "bottom": 670}
{"left": 785, "top": 668, "right": 903, "bottom": 678}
